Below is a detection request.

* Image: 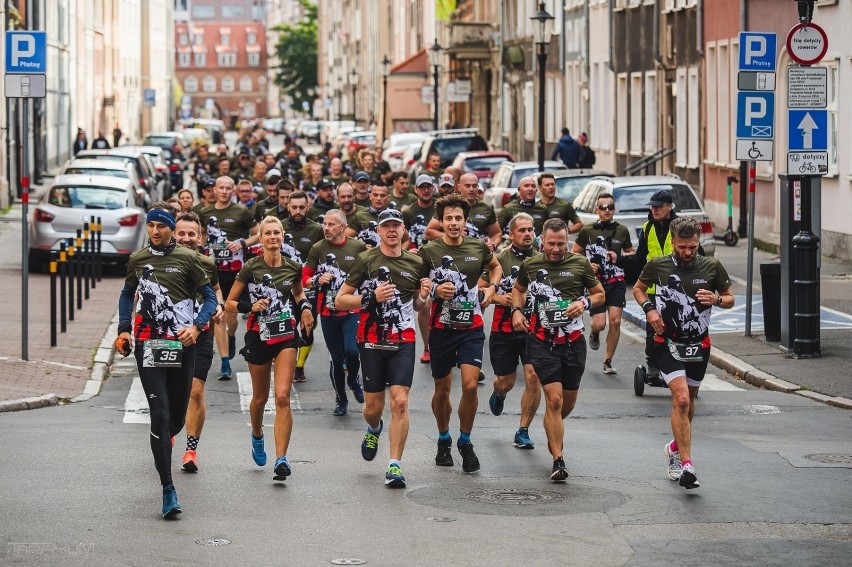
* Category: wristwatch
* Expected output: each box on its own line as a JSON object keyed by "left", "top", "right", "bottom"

{"left": 716, "top": 294, "right": 723, "bottom": 306}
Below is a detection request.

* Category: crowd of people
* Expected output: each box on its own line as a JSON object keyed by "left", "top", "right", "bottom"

{"left": 115, "top": 125, "right": 734, "bottom": 519}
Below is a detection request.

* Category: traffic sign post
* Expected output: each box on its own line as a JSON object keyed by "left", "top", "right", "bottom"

{"left": 786, "top": 23, "right": 828, "bottom": 66}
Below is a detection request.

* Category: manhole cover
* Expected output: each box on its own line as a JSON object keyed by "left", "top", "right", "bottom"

{"left": 196, "top": 538, "right": 231, "bottom": 546}
{"left": 330, "top": 559, "right": 366, "bottom": 565}
{"left": 466, "top": 489, "right": 566, "bottom": 505}
{"left": 804, "top": 454, "right": 852, "bottom": 465}
{"left": 426, "top": 516, "right": 456, "bottom": 522}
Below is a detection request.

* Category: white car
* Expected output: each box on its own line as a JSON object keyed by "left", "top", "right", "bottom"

{"left": 382, "top": 132, "right": 429, "bottom": 171}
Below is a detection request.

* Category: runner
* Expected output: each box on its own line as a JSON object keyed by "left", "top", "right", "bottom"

{"left": 303, "top": 209, "right": 367, "bottom": 415}
{"left": 345, "top": 181, "right": 409, "bottom": 248}
{"left": 424, "top": 173, "right": 501, "bottom": 250}
{"left": 419, "top": 193, "right": 502, "bottom": 473}
{"left": 571, "top": 193, "right": 635, "bottom": 374}
{"left": 191, "top": 177, "right": 217, "bottom": 214}
{"left": 335, "top": 208, "right": 432, "bottom": 487}
{"left": 389, "top": 171, "right": 415, "bottom": 210}
{"left": 403, "top": 174, "right": 437, "bottom": 364}
{"left": 351, "top": 171, "right": 372, "bottom": 208}
{"left": 336, "top": 182, "right": 365, "bottom": 226}
{"left": 173, "top": 212, "right": 226, "bottom": 473}
{"left": 225, "top": 216, "right": 314, "bottom": 482}
{"left": 537, "top": 173, "right": 583, "bottom": 235}
{"left": 633, "top": 217, "right": 734, "bottom": 490}
{"left": 511, "top": 218, "right": 604, "bottom": 481}
{"left": 486, "top": 213, "right": 542, "bottom": 449}
{"left": 198, "top": 176, "right": 259, "bottom": 381}
{"left": 496, "top": 176, "right": 548, "bottom": 236}
{"left": 307, "top": 178, "right": 338, "bottom": 222}
{"left": 115, "top": 203, "right": 217, "bottom": 518}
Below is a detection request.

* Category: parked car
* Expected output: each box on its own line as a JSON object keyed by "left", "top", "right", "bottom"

{"left": 382, "top": 132, "right": 429, "bottom": 171}
{"left": 132, "top": 145, "right": 174, "bottom": 199}
{"left": 299, "top": 120, "right": 323, "bottom": 143}
{"left": 178, "top": 118, "right": 225, "bottom": 145}
{"left": 346, "top": 131, "right": 377, "bottom": 159}
{"left": 322, "top": 120, "right": 355, "bottom": 146}
{"left": 28, "top": 175, "right": 147, "bottom": 271}
{"left": 451, "top": 150, "right": 515, "bottom": 188}
{"left": 143, "top": 132, "right": 189, "bottom": 162}
{"left": 571, "top": 175, "right": 715, "bottom": 256}
{"left": 531, "top": 170, "right": 615, "bottom": 203}
{"left": 262, "top": 118, "right": 286, "bottom": 135}
{"left": 409, "top": 128, "right": 488, "bottom": 178}
{"left": 157, "top": 146, "right": 186, "bottom": 192}
{"left": 75, "top": 148, "right": 162, "bottom": 204}
{"left": 60, "top": 158, "right": 147, "bottom": 207}
{"left": 482, "top": 160, "right": 568, "bottom": 210}
{"left": 178, "top": 127, "right": 211, "bottom": 152}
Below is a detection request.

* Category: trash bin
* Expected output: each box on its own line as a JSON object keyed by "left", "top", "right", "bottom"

{"left": 760, "top": 263, "right": 781, "bottom": 341}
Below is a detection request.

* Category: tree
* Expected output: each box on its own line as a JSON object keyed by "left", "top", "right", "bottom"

{"left": 272, "top": 0, "right": 318, "bottom": 114}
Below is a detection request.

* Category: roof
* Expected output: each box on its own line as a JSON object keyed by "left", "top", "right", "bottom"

{"left": 600, "top": 175, "right": 688, "bottom": 187}
{"left": 66, "top": 159, "right": 132, "bottom": 170}
{"left": 390, "top": 49, "right": 428, "bottom": 75}
{"left": 53, "top": 174, "right": 134, "bottom": 190}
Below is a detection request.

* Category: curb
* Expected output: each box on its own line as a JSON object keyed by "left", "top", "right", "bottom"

{"left": 0, "top": 393, "right": 59, "bottom": 413}
{"left": 71, "top": 312, "right": 119, "bottom": 403}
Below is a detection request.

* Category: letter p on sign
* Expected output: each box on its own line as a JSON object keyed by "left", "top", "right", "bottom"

{"left": 745, "top": 36, "right": 766, "bottom": 66}
{"left": 11, "top": 35, "right": 34, "bottom": 66}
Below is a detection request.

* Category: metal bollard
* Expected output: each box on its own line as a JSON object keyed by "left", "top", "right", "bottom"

{"left": 50, "top": 252, "right": 58, "bottom": 347}
{"left": 75, "top": 230, "right": 83, "bottom": 310}
{"left": 67, "top": 238, "right": 76, "bottom": 321}
{"left": 83, "top": 223, "right": 90, "bottom": 300}
{"left": 89, "top": 216, "right": 97, "bottom": 290}
{"left": 59, "top": 241, "right": 67, "bottom": 333}
{"left": 95, "top": 216, "right": 103, "bottom": 282}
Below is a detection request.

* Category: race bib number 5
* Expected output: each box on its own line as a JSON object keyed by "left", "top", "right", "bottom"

{"left": 259, "top": 310, "right": 295, "bottom": 343}
{"left": 143, "top": 339, "right": 184, "bottom": 368}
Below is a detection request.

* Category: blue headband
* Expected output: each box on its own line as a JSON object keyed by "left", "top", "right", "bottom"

{"left": 147, "top": 208, "right": 176, "bottom": 230}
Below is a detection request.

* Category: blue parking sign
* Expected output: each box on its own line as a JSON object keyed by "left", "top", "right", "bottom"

{"left": 788, "top": 110, "right": 828, "bottom": 152}
{"left": 736, "top": 92, "right": 775, "bottom": 139}
{"left": 5, "top": 31, "right": 46, "bottom": 74}
{"left": 738, "top": 32, "right": 777, "bottom": 72}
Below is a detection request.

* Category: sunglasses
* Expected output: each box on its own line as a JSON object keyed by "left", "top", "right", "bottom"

{"left": 598, "top": 204, "right": 615, "bottom": 211}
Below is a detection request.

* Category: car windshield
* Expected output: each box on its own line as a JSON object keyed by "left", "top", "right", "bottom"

{"left": 48, "top": 186, "right": 127, "bottom": 210}
{"left": 64, "top": 167, "right": 129, "bottom": 179}
{"left": 143, "top": 136, "right": 175, "bottom": 147}
{"left": 433, "top": 136, "right": 488, "bottom": 165}
{"left": 462, "top": 156, "right": 509, "bottom": 173}
{"left": 555, "top": 176, "right": 597, "bottom": 202}
{"left": 613, "top": 184, "right": 701, "bottom": 213}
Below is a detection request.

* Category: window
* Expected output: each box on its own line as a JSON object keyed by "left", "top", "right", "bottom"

{"left": 616, "top": 73, "right": 628, "bottom": 153}
{"left": 194, "top": 34, "right": 203, "bottom": 45}
{"left": 222, "top": 6, "right": 244, "bottom": 18}
{"left": 192, "top": 6, "right": 214, "bottom": 18}
{"left": 630, "top": 73, "right": 643, "bottom": 154}
{"left": 524, "top": 81, "right": 534, "bottom": 140}
{"left": 718, "top": 41, "right": 731, "bottom": 164}
{"left": 184, "top": 76, "right": 198, "bottom": 93}
{"left": 645, "top": 73, "right": 657, "bottom": 153}
{"left": 248, "top": 52, "right": 260, "bottom": 66}
{"left": 502, "top": 83, "right": 511, "bottom": 136}
{"left": 675, "top": 68, "right": 687, "bottom": 166}
{"left": 221, "top": 32, "right": 230, "bottom": 46}
{"left": 687, "top": 67, "right": 699, "bottom": 167}
{"left": 179, "top": 53, "right": 190, "bottom": 68}
{"left": 222, "top": 75, "right": 234, "bottom": 93}
{"left": 218, "top": 52, "right": 236, "bottom": 67}
{"left": 240, "top": 75, "right": 253, "bottom": 92}
{"left": 203, "top": 75, "right": 216, "bottom": 92}
{"left": 705, "top": 43, "right": 717, "bottom": 162}
{"left": 826, "top": 61, "right": 838, "bottom": 175}
{"left": 179, "top": 33, "right": 188, "bottom": 45}
{"left": 194, "top": 52, "right": 205, "bottom": 66}
{"left": 247, "top": 31, "right": 257, "bottom": 45}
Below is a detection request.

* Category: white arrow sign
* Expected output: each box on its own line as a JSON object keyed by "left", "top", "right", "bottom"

{"left": 797, "top": 112, "right": 818, "bottom": 150}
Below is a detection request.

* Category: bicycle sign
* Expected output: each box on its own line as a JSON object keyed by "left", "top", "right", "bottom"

{"left": 787, "top": 151, "right": 828, "bottom": 176}
{"left": 736, "top": 139, "right": 773, "bottom": 162}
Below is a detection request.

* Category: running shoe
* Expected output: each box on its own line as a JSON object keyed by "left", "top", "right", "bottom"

{"left": 182, "top": 450, "right": 198, "bottom": 473}
{"left": 665, "top": 441, "right": 683, "bottom": 481}
{"left": 513, "top": 428, "right": 535, "bottom": 449}
{"left": 457, "top": 441, "right": 480, "bottom": 473}
{"left": 293, "top": 367, "right": 307, "bottom": 383}
{"left": 489, "top": 390, "right": 505, "bottom": 416}
{"left": 350, "top": 380, "right": 365, "bottom": 404}
{"left": 162, "top": 484, "right": 182, "bottom": 519}
{"left": 679, "top": 464, "right": 700, "bottom": 489}
{"left": 420, "top": 349, "right": 430, "bottom": 363}
{"left": 217, "top": 358, "right": 232, "bottom": 381}
{"left": 273, "top": 456, "right": 291, "bottom": 480}
{"left": 589, "top": 332, "right": 600, "bottom": 351}
{"left": 435, "top": 439, "right": 454, "bottom": 467}
{"left": 228, "top": 335, "right": 236, "bottom": 359}
{"left": 384, "top": 464, "right": 406, "bottom": 488}
{"left": 361, "top": 418, "right": 383, "bottom": 461}
{"left": 550, "top": 457, "right": 568, "bottom": 481}
{"left": 251, "top": 433, "right": 267, "bottom": 466}
{"left": 478, "top": 370, "right": 485, "bottom": 383}
{"left": 333, "top": 404, "right": 348, "bottom": 417}
{"left": 603, "top": 359, "right": 617, "bottom": 374}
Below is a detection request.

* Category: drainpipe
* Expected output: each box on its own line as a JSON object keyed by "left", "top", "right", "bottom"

{"left": 608, "top": 0, "right": 614, "bottom": 72}
{"left": 697, "top": 0, "right": 704, "bottom": 56}
{"left": 737, "top": 0, "right": 749, "bottom": 237}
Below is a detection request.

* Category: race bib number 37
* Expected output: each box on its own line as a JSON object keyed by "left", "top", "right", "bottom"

{"left": 667, "top": 340, "right": 705, "bottom": 362}
{"left": 143, "top": 339, "right": 184, "bottom": 368}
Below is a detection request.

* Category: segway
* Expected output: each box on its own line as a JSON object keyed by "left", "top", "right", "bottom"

{"left": 722, "top": 175, "right": 739, "bottom": 247}
{"left": 633, "top": 360, "right": 667, "bottom": 396}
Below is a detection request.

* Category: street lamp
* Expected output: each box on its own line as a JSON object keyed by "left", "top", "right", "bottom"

{"left": 531, "top": 1, "right": 554, "bottom": 172}
{"left": 428, "top": 38, "right": 442, "bottom": 131}
{"left": 381, "top": 55, "right": 392, "bottom": 142}
{"left": 336, "top": 74, "right": 343, "bottom": 120}
{"left": 350, "top": 69, "right": 359, "bottom": 125}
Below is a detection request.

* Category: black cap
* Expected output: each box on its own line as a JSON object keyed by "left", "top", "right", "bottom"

{"left": 377, "top": 209, "right": 404, "bottom": 225}
{"left": 202, "top": 178, "right": 216, "bottom": 189}
{"left": 317, "top": 178, "right": 334, "bottom": 190}
{"left": 646, "top": 190, "right": 673, "bottom": 207}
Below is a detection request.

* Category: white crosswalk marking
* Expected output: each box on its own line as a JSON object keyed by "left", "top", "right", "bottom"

{"left": 123, "top": 376, "right": 150, "bottom": 424}
{"left": 235, "top": 372, "right": 302, "bottom": 422}
{"left": 701, "top": 373, "right": 745, "bottom": 391}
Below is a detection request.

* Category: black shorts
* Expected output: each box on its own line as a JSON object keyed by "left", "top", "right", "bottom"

{"left": 358, "top": 342, "right": 415, "bottom": 393}
{"left": 240, "top": 331, "right": 298, "bottom": 365}
{"left": 489, "top": 332, "right": 531, "bottom": 376}
{"left": 649, "top": 339, "right": 711, "bottom": 388}
{"left": 219, "top": 270, "right": 239, "bottom": 301}
{"left": 526, "top": 335, "right": 587, "bottom": 390}
{"left": 429, "top": 328, "right": 485, "bottom": 379}
{"left": 590, "top": 280, "right": 627, "bottom": 316}
{"left": 193, "top": 329, "right": 214, "bottom": 381}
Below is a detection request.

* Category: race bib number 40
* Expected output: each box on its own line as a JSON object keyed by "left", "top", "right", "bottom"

{"left": 211, "top": 242, "right": 233, "bottom": 261}
{"left": 538, "top": 300, "right": 573, "bottom": 329}
{"left": 259, "top": 310, "right": 295, "bottom": 342}
{"left": 441, "top": 300, "right": 475, "bottom": 328}
{"left": 143, "top": 339, "right": 184, "bottom": 368}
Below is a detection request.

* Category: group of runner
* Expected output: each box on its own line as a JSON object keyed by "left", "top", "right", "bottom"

{"left": 117, "top": 156, "right": 734, "bottom": 518}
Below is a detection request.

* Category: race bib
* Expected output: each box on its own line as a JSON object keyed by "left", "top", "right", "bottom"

{"left": 211, "top": 242, "right": 232, "bottom": 261}
{"left": 538, "top": 299, "right": 573, "bottom": 329}
{"left": 324, "top": 288, "right": 339, "bottom": 311}
{"left": 364, "top": 342, "right": 399, "bottom": 352}
{"left": 259, "top": 310, "right": 295, "bottom": 342}
{"left": 304, "top": 288, "right": 317, "bottom": 302}
{"left": 441, "top": 300, "right": 475, "bottom": 328}
{"left": 667, "top": 339, "right": 705, "bottom": 362}
{"left": 143, "top": 339, "right": 183, "bottom": 368}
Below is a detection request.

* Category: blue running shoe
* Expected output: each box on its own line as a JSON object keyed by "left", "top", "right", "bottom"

{"left": 162, "top": 484, "right": 182, "bottom": 519}
{"left": 489, "top": 390, "right": 505, "bottom": 416}
{"left": 333, "top": 403, "right": 348, "bottom": 416}
{"left": 361, "top": 418, "right": 383, "bottom": 461}
{"left": 217, "top": 357, "right": 232, "bottom": 381}
{"left": 385, "top": 464, "right": 406, "bottom": 488}
{"left": 251, "top": 433, "right": 267, "bottom": 466}
{"left": 350, "top": 379, "right": 365, "bottom": 404}
{"left": 273, "top": 456, "right": 291, "bottom": 480}
{"left": 228, "top": 335, "right": 236, "bottom": 359}
{"left": 513, "top": 428, "right": 534, "bottom": 449}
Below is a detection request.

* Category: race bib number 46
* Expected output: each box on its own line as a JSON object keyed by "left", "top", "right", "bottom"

{"left": 441, "top": 300, "right": 475, "bottom": 328}
{"left": 143, "top": 339, "right": 184, "bottom": 368}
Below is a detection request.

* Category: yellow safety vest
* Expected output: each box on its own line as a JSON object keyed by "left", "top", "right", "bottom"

{"left": 645, "top": 221, "right": 672, "bottom": 295}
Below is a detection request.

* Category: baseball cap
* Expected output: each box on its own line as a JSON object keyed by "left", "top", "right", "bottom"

{"left": 377, "top": 209, "right": 404, "bottom": 225}
{"left": 415, "top": 173, "right": 436, "bottom": 187}
{"left": 316, "top": 178, "right": 334, "bottom": 190}
{"left": 353, "top": 171, "right": 371, "bottom": 182}
{"left": 266, "top": 168, "right": 282, "bottom": 179}
{"left": 646, "top": 190, "right": 673, "bottom": 207}
{"left": 438, "top": 173, "right": 455, "bottom": 187}
{"left": 201, "top": 177, "right": 216, "bottom": 189}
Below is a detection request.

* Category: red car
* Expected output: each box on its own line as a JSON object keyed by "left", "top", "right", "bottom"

{"left": 451, "top": 151, "right": 514, "bottom": 188}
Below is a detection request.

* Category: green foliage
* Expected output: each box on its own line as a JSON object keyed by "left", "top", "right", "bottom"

{"left": 272, "top": 0, "right": 318, "bottom": 112}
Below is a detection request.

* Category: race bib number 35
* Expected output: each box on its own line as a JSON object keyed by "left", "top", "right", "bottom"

{"left": 143, "top": 339, "right": 184, "bottom": 368}
{"left": 538, "top": 300, "right": 573, "bottom": 329}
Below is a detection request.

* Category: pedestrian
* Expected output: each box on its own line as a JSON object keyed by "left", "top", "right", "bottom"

{"left": 113, "top": 124, "right": 122, "bottom": 148}
{"left": 114, "top": 203, "right": 217, "bottom": 518}
{"left": 225, "top": 215, "right": 315, "bottom": 482}
{"left": 633, "top": 217, "right": 734, "bottom": 489}
{"left": 419, "top": 192, "right": 502, "bottom": 473}
{"left": 345, "top": 181, "right": 397, "bottom": 248}
{"left": 497, "top": 176, "right": 548, "bottom": 236}
{"left": 307, "top": 178, "right": 338, "bottom": 222}
{"left": 424, "top": 173, "right": 501, "bottom": 251}
{"left": 577, "top": 133, "right": 596, "bottom": 169}
{"left": 336, "top": 182, "right": 365, "bottom": 226}
{"left": 92, "top": 131, "right": 111, "bottom": 149}
{"left": 73, "top": 129, "right": 88, "bottom": 155}
{"left": 335, "top": 208, "right": 432, "bottom": 487}
{"left": 551, "top": 127, "right": 580, "bottom": 169}
{"left": 303, "top": 209, "right": 367, "bottom": 416}
{"left": 571, "top": 193, "right": 635, "bottom": 374}
{"left": 173, "top": 212, "right": 226, "bottom": 473}
{"left": 511, "top": 218, "right": 604, "bottom": 481}
{"left": 536, "top": 173, "right": 583, "bottom": 235}
{"left": 403, "top": 174, "right": 438, "bottom": 364}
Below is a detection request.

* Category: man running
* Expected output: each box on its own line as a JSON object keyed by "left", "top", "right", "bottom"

{"left": 572, "top": 193, "right": 635, "bottom": 374}
{"left": 337, "top": 182, "right": 365, "bottom": 226}
{"left": 497, "top": 176, "right": 548, "bottom": 236}
{"left": 487, "top": 213, "right": 542, "bottom": 449}
{"left": 633, "top": 217, "right": 733, "bottom": 490}
{"left": 537, "top": 173, "right": 583, "bottom": 235}
{"left": 419, "top": 193, "right": 502, "bottom": 473}
{"left": 389, "top": 171, "right": 415, "bottom": 210}
{"left": 425, "top": 173, "right": 501, "bottom": 250}
{"left": 511, "top": 218, "right": 603, "bottom": 481}
{"left": 335, "top": 209, "right": 432, "bottom": 488}
{"left": 191, "top": 177, "right": 217, "bottom": 214}
{"left": 351, "top": 171, "right": 372, "bottom": 208}
{"left": 307, "top": 178, "right": 338, "bottom": 222}
{"left": 403, "top": 174, "right": 437, "bottom": 364}
{"left": 346, "top": 181, "right": 408, "bottom": 248}
{"left": 115, "top": 204, "right": 217, "bottom": 518}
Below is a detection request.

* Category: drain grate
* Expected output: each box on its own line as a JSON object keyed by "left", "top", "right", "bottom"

{"left": 804, "top": 454, "right": 852, "bottom": 465}
{"left": 196, "top": 538, "right": 231, "bottom": 546}
{"left": 330, "top": 559, "right": 366, "bottom": 565}
{"left": 465, "top": 489, "right": 566, "bottom": 505}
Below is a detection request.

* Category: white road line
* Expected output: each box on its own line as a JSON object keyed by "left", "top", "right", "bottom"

{"left": 122, "top": 376, "right": 150, "bottom": 424}
{"left": 700, "top": 373, "right": 745, "bottom": 391}
{"left": 236, "top": 371, "right": 275, "bottom": 417}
